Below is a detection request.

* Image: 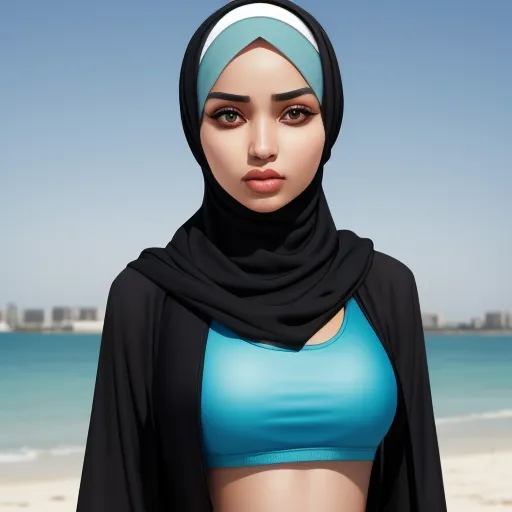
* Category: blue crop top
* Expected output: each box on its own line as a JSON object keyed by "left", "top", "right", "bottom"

{"left": 200, "top": 298, "right": 397, "bottom": 468}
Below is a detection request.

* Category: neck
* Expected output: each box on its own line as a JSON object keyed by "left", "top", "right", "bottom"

{"left": 199, "top": 170, "right": 326, "bottom": 259}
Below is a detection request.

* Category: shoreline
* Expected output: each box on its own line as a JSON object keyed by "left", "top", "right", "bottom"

{"left": 425, "top": 329, "right": 512, "bottom": 336}
{"left": 0, "top": 451, "right": 511, "bottom": 511}
{"left": 2, "top": 329, "right": 512, "bottom": 336}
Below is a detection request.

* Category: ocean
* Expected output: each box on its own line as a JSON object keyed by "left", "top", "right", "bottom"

{"left": 0, "top": 332, "right": 511, "bottom": 480}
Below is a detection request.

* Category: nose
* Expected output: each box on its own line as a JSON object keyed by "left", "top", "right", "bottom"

{"left": 248, "top": 116, "right": 278, "bottom": 162}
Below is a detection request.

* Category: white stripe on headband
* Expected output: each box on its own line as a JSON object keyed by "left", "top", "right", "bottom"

{"left": 199, "top": 3, "right": 319, "bottom": 62}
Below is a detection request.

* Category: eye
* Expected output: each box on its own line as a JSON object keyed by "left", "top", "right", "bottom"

{"left": 281, "top": 105, "right": 316, "bottom": 125}
{"left": 209, "top": 107, "right": 245, "bottom": 126}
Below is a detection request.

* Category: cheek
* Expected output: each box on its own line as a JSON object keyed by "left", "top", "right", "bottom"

{"left": 281, "top": 126, "right": 325, "bottom": 178}
{"left": 201, "top": 127, "right": 243, "bottom": 175}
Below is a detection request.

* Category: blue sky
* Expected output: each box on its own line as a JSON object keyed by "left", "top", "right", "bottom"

{"left": 2, "top": 0, "right": 511, "bottom": 323}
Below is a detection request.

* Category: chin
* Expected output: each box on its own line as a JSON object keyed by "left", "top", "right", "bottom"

{"left": 243, "top": 195, "right": 291, "bottom": 214}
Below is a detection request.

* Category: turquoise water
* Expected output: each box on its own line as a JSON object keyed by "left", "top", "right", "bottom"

{"left": 0, "top": 332, "right": 511, "bottom": 466}
{"left": 426, "top": 334, "right": 512, "bottom": 418}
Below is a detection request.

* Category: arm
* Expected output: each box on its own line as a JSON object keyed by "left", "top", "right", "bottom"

{"left": 76, "top": 269, "right": 163, "bottom": 511}
{"left": 397, "top": 270, "right": 447, "bottom": 511}
{"left": 363, "top": 253, "right": 447, "bottom": 511}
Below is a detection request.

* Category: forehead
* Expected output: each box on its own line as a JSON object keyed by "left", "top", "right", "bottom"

{"left": 211, "top": 41, "right": 310, "bottom": 92}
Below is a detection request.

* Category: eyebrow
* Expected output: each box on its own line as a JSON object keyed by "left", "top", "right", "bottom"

{"left": 206, "top": 87, "right": 314, "bottom": 103}
{"left": 272, "top": 87, "right": 314, "bottom": 101}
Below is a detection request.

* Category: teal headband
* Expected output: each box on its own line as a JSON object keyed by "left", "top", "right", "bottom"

{"left": 197, "top": 17, "right": 323, "bottom": 116}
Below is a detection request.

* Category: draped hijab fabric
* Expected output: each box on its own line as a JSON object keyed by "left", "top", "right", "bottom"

{"left": 128, "top": 0, "right": 374, "bottom": 351}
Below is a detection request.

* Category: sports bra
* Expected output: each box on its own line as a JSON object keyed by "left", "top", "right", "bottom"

{"left": 200, "top": 297, "right": 397, "bottom": 468}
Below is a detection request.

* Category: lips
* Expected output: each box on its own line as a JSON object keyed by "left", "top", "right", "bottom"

{"left": 242, "top": 169, "right": 284, "bottom": 181}
{"left": 241, "top": 169, "right": 285, "bottom": 194}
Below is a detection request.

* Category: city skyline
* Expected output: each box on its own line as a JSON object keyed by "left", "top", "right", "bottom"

{"left": 2, "top": 0, "right": 511, "bottom": 321}
{"left": 0, "top": 303, "right": 104, "bottom": 333}
{"left": 1, "top": 301, "right": 511, "bottom": 329}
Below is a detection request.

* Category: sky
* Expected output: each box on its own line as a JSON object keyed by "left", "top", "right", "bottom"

{"left": 1, "top": 0, "right": 511, "bottom": 323}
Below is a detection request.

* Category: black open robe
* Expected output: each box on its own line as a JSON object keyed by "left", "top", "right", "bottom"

{"left": 76, "top": 250, "right": 447, "bottom": 511}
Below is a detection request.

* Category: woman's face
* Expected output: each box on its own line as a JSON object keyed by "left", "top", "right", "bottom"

{"left": 200, "top": 39, "right": 325, "bottom": 213}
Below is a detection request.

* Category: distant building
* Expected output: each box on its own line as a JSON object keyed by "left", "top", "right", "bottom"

{"left": 23, "top": 308, "right": 45, "bottom": 327}
{"left": 52, "top": 307, "right": 79, "bottom": 325}
{"left": 505, "top": 311, "right": 512, "bottom": 329}
{"left": 78, "top": 307, "right": 99, "bottom": 321}
{"left": 470, "top": 317, "right": 484, "bottom": 329}
{"left": 0, "top": 310, "right": 8, "bottom": 332}
{"left": 421, "top": 313, "right": 443, "bottom": 329}
{"left": 69, "top": 320, "right": 104, "bottom": 333}
{"left": 6, "top": 303, "right": 19, "bottom": 329}
{"left": 484, "top": 311, "right": 507, "bottom": 329}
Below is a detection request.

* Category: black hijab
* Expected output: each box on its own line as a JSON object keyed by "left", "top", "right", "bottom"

{"left": 128, "top": 0, "right": 374, "bottom": 351}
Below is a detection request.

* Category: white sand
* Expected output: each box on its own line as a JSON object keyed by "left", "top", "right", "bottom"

{"left": 443, "top": 451, "right": 512, "bottom": 511}
{"left": 0, "top": 478, "right": 79, "bottom": 511}
{"left": 0, "top": 452, "right": 510, "bottom": 511}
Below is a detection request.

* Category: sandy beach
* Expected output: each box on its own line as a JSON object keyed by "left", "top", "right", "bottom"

{"left": 0, "top": 478, "right": 78, "bottom": 511}
{"left": 442, "top": 451, "right": 512, "bottom": 511}
{"left": 0, "top": 451, "right": 510, "bottom": 511}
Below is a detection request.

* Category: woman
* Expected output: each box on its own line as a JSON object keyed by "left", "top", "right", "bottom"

{"left": 77, "top": 1, "right": 446, "bottom": 511}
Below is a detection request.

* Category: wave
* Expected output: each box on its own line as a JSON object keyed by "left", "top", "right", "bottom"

{"left": 0, "top": 444, "right": 84, "bottom": 463}
{"left": 436, "top": 409, "right": 512, "bottom": 426}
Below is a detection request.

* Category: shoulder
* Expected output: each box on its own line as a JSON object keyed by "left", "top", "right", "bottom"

{"left": 105, "top": 267, "right": 167, "bottom": 326}
{"left": 100, "top": 267, "right": 168, "bottom": 366}
{"left": 360, "top": 252, "right": 424, "bottom": 357}
{"left": 372, "top": 251, "right": 415, "bottom": 285}
{"left": 109, "top": 266, "right": 166, "bottom": 304}
{"left": 362, "top": 250, "right": 418, "bottom": 305}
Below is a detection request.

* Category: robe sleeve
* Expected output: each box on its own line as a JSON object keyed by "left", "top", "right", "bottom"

{"left": 76, "top": 269, "right": 164, "bottom": 511}
{"left": 390, "top": 269, "right": 447, "bottom": 511}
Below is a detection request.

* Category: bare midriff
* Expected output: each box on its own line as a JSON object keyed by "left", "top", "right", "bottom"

{"left": 207, "top": 460, "right": 373, "bottom": 512}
